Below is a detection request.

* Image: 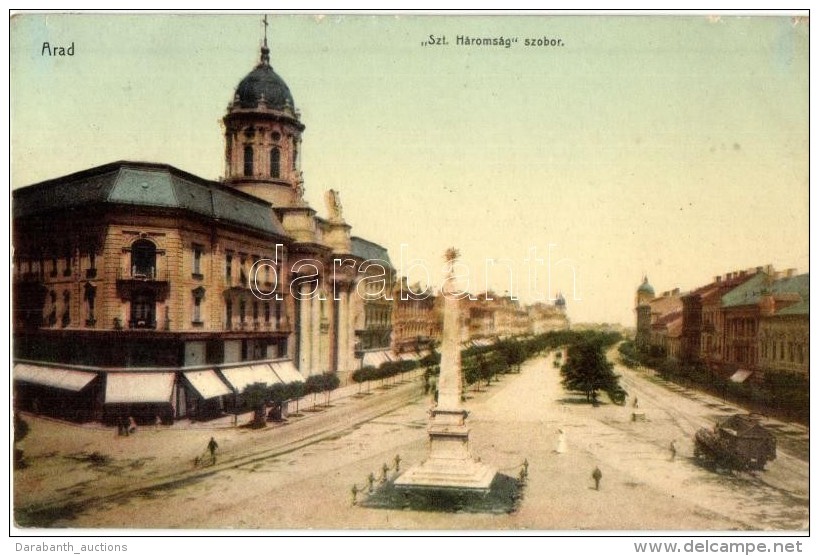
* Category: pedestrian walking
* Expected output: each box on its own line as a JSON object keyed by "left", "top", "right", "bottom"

{"left": 592, "top": 466, "right": 602, "bottom": 490}
{"left": 128, "top": 416, "right": 138, "bottom": 434}
{"left": 633, "top": 397, "right": 639, "bottom": 409}
{"left": 555, "top": 428, "right": 567, "bottom": 454}
{"left": 669, "top": 440, "right": 677, "bottom": 461}
{"left": 207, "top": 437, "right": 219, "bottom": 464}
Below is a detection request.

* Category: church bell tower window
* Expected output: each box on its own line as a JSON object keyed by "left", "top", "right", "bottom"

{"left": 244, "top": 145, "right": 254, "bottom": 177}
{"left": 270, "top": 147, "right": 281, "bottom": 178}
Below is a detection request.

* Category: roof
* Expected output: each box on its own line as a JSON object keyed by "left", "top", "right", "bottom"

{"left": 351, "top": 236, "right": 393, "bottom": 268}
{"left": 722, "top": 272, "right": 808, "bottom": 309}
{"left": 233, "top": 47, "right": 295, "bottom": 110}
{"left": 13, "top": 161, "right": 286, "bottom": 237}
{"left": 649, "top": 294, "right": 682, "bottom": 318}
{"left": 776, "top": 298, "right": 809, "bottom": 316}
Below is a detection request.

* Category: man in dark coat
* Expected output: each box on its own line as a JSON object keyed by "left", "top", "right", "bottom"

{"left": 592, "top": 466, "right": 602, "bottom": 490}
{"left": 207, "top": 437, "right": 218, "bottom": 464}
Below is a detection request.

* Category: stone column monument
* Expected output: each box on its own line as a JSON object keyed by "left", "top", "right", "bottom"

{"left": 395, "top": 248, "right": 496, "bottom": 492}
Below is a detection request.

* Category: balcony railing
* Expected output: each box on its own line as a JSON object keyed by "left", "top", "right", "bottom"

{"left": 129, "top": 319, "right": 157, "bottom": 330}
{"left": 117, "top": 267, "right": 170, "bottom": 282}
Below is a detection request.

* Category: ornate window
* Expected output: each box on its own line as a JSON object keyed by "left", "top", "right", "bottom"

{"left": 61, "top": 290, "right": 71, "bottom": 327}
{"left": 192, "top": 287, "right": 206, "bottom": 325}
{"left": 226, "top": 251, "right": 234, "bottom": 284}
{"left": 84, "top": 283, "right": 97, "bottom": 327}
{"left": 131, "top": 239, "right": 157, "bottom": 278}
{"left": 192, "top": 244, "right": 203, "bottom": 278}
{"left": 270, "top": 147, "right": 281, "bottom": 178}
{"left": 243, "top": 145, "right": 254, "bottom": 177}
{"left": 130, "top": 290, "right": 156, "bottom": 329}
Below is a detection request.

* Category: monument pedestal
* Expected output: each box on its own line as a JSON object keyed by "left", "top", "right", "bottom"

{"left": 395, "top": 409, "right": 496, "bottom": 492}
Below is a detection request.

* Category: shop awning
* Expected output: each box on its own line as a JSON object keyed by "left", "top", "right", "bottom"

{"left": 271, "top": 360, "right": 305, "bottom": 383}
{"left": 398, "top": 352, "right": 417, "bottom": 361}
{"left": 183, "top": 369, "right": 232, "bottom": 400}
{"left": 105, "top": 372, "right": 175, "bottom": 404}
{"left": 730, "top": 369, "right": 753, "bottom": 383}
{"left": 220, "top": 364, "right": 282, "bottom": 393}
{"left": 13, "top": 363, "right": 97, "bottom": 392}
{"left": 363, "top": 350, "right": 391, "bottom": 368}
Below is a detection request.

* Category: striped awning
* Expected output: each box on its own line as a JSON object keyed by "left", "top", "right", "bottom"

{"left": 220, "top": 364, "right": 282, "bottom": 393}
{"left": 183, "top": 369, "right": 232, "bottom": 400}
{"left": 13, "top": 363, "right": 97, "bottom": 392}
{"left": 105, "top": 372, "right": 175, "bottom": 404}
{"left": 270, "top": 360, "right": 305, "bottom": 384}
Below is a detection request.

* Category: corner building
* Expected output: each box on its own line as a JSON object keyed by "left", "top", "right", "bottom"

{"left": 12, "top": 40, "right": 393, "bottom": 423}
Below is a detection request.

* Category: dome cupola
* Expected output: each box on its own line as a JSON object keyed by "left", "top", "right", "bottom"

{"left": 233, "top": 44, "right": 296, "bottom": 111}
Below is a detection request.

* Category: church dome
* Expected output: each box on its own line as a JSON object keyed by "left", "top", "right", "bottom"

{"left": 233, "top": 45, "right": 295, "bottom": 110}
{"left": 637, "top": 277, "right": 655, "bottom": 296}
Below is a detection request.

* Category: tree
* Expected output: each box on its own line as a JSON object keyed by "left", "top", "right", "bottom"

{"left": 305, "top": 374, "right": 323, "bottom": 409}
{"left": 242, "top": 382, "right": 270, "bottom": 428}
{"left": 497, "top": 339, "right": 526, "bottom": 373}
{"left": 284, "top": 381, "right": 305, "bottom": 415}
{"left": 268, "top": 383, "right": 289, "bottom": 421}
{"left": 560, "top": 338, "right": 625, "bottom": 405}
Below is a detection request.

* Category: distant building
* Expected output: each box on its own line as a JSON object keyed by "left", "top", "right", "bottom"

{"left": 527, "top": 296, "right": 570, "bottom": 335}
{"left": 638, "top": 266, "right": 808, "bottom": 383}
{"left": 633, "top": 278, "right": 682, "bottom": 356}
{"left": 634, "top": 276, "right": 655, "bottom": 349}
{"left": 391, "top": 278, "right": 441, "bottom": 356}
{"left": 720, "top": 269, "right": 808, "bottom": 379}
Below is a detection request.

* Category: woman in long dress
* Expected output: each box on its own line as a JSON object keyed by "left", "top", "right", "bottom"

{"left": 556, "top": 428, "right": 567, "bottom": 454}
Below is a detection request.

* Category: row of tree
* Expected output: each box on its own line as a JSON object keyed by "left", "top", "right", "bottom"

{"left": 618, "top": 339, "right": 808, "bottom": 424}
{"left": 241, "top": 372, "right": 341, "bottom": 428}
{"left": 352, "top": 359, "right": 421, "bottom": 392}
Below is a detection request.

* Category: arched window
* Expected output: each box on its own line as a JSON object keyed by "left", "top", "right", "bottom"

{"left": 270, "top": 147, "right": 281, "bottom": 178}
{"left": 244, "top": 145, "right": 254, "bottom": 177}
{"left": 131, "top": 290, "right": 156, "bottom": 329}
{"left": 131, "top": 239, "right": 157, "bottom": 278}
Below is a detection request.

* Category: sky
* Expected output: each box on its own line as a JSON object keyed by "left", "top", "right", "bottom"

{"left": 9, "top": 13, "right": 809, "bottom": 326}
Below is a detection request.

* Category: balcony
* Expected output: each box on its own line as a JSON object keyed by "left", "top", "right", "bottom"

{"left": 118, "top": 266, "right": 169, "bottom": 282}
{"left": 129, "top": 318, "right": 157, "bottom": 330}
{"left": 116, "top": 267, "right": 170, "bottom": 300}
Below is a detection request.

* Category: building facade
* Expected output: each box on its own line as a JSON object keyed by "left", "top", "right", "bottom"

{"left": 12, "top": 39, "right": 395, "bottom": 423}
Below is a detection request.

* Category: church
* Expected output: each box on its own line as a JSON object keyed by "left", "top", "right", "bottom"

{"left": 12, "top": 35, "right": 396, "bottom": 424}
